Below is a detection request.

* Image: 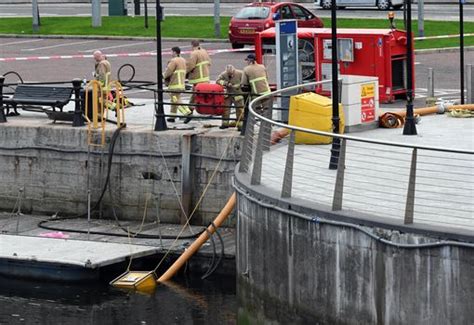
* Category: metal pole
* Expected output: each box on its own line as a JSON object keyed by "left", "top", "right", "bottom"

{"left": 92, "top": 0, "right": 102, "bottom": 27}
{"left": 459, "top": 0, "right": 465, "bottom": 105}
{"left": 329, "top": 0, "right": 340, "bottom": 170}
{"left": 154, "top": 0, "right": 167, "bottom": 131}
{"left": 144, "top": 0, "right": 149, "bottom": 29}
{"left": 427, "top": 67, "right": 434, "bottom": 98}
{"left": 214, "top": 0, "right": 221, "bottom": 38}
{"left": 0, "top": 76, "right": 7, "bottom": 123}
{"left": 417, "top": 0, "right": 424, "bottom": 37}
{"left": 403, "top": 0, "right": 417, "bottom": 135}
{"left": 467, "top": 64, "right": 473, "bottom": 104}
{"left": 32, "top": 0, "right": 39, "bottom": 32}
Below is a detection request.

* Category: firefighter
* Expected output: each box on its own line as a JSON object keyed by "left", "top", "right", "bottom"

{"left": 185, "top": 40, "right": 211, "bottom": 123}
{"left": 216, "top": 64, "right": 245, "bottom": 129}
{"left": 163, "top": 46, "right": 191, "bottom": 122}
{"left": 241, "top": 53, "right": 271, "bottom": 109}
{"left": 93, "top": 50, "right": 111, "bottom": 86}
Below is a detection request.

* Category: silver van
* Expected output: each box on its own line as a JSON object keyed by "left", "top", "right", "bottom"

{"left": 317, "top": 0, "right": 404, "bottom": 10}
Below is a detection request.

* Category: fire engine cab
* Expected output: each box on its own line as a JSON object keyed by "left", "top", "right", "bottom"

{"left": 255, "top": 27, "right": 414, "bottom": 103}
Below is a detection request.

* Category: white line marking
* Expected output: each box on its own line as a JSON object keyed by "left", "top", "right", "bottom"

{"left": 0, "top": 39, "right": 44, "bottom": 46}
{"left": 22, "top": 40, "right": 97, "bottom": 51}
{"left": 79, "top": 41, "right": 154, "bottom": 53}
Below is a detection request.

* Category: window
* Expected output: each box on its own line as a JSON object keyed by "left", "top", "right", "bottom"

{"left": 292, "top": 5, "right": 311, "bottom": 20}
{"left": 235, "top": 7, "right": 270, "bottom": 19}
{"left": 279, "top": 5, "right": 294, "bottom": 20}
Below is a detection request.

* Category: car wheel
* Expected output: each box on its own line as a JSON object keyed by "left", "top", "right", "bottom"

{"left": 377, "top": 0, "right": 391, "bottom": 10}
{"left": 321, "top": 0, "right": 332, "bottom": 10}
{"left": 231, "top": 43, "right": 244, "bottom": 49}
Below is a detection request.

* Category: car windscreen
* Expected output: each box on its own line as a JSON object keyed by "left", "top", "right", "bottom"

{"left": 234, "top": 7, "right": 270, "bottom": 19}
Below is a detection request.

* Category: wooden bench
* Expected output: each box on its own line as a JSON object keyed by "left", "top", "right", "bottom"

{"left": 2, "top": 84, "right": 73, "bottom": 116}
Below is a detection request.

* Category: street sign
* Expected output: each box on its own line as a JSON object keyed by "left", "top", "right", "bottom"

{"left": 276, "top": 20, "right": 298, "bottom": 123}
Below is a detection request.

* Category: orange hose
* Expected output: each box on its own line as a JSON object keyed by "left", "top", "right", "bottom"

{"left": 157, "top": 193, "right": 236, "bottom": 283}
{"left": 445, "top": 104, "right": 474, "bottom": 111}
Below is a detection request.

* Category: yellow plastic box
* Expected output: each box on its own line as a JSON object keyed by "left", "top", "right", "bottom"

{"left": 288, "top": 92, "right": 345, "bottom": 144}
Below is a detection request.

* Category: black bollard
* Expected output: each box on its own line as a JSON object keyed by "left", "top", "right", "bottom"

{"left": 134, "top": 0, "right": 140, "bottom": 15}
{"left": 0, "top": 76, "right": 7, "bottom": 123}
{"left": 72, "top": 79, "right": 84, "bottom": 127}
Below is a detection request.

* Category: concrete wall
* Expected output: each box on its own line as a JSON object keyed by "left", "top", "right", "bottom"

{"left": 234, "top": 177, "right": 474, "bottom": 324}
{"left": 0, "top": 123, "right": 241, "bottom": 225}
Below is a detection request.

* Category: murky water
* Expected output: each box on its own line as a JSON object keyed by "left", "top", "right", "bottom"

{"left": 0, "top": 274, "right": 236, "bottom": 325}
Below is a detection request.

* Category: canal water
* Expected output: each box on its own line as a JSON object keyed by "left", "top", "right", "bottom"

{"left": 0, "top": 274, "right": 236, "bottom": 324}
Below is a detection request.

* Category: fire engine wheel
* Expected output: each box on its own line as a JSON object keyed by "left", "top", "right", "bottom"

{"left": 298, "top": 39, "right": 315, "bottom": 81}
{"left": 377, "top": 0, "right": 391, "bottom": 10}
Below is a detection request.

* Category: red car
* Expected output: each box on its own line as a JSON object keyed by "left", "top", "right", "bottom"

{"left": 228, "top": 2, "right": 324, "bottom": 49}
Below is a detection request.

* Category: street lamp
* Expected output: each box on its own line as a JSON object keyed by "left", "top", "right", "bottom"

{"left": 154, "top": 0, "right": 167, "bottom": 131}
{"left": 328, "top": 0, "right": 340, "bottom": 169}
{"left": 402, "top": 0, "right": 417, "bottom": 135}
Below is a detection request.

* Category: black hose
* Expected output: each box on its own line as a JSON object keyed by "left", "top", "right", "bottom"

{"left": 201, "top": 224, "right": 225, "bottom": 280}
{"left": 38, "top": 126, "right": 202, "bottom": 240}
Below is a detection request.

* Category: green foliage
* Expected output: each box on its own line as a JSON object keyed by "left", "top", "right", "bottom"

{"left": 0, "top": 16, "right": 472, "bottom": 50}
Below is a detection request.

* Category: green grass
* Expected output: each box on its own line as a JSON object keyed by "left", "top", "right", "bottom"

{"left": 0, "top": 16, "right": 472, "bottom": 49}
{"left": 0, "top": 16, "right": 232, "bottom": 39}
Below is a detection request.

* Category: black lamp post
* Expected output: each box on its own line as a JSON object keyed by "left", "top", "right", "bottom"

{"left": 402, "top": 0, "right": 417, "bottom": 135}
{"left": 154, "top": 0, "right": 167, "bottom": 131}
{"left": 329, "top": 0, "right": 340, "bottom": 170}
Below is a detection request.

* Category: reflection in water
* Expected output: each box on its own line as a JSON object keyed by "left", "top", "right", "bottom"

{"left": 0, "top": 274, "right": 236, "bottom": 324}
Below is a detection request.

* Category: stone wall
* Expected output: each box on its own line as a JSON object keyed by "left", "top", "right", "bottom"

{"left": 234, "top": 175, "right": 474, "bottom": 324}
{"left": 0, "top": 123, "right": 241, "bottom": 226}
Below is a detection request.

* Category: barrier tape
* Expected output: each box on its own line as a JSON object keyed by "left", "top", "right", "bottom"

{"left": 0, "top": 47, "right": 252, "bottom": 62}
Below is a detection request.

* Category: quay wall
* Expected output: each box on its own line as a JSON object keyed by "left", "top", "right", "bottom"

{"left": 0, "top": 123, "right": 241, "bottom": 226}
{"left": 234, "top": 176, "right": 474, "bottom": 325}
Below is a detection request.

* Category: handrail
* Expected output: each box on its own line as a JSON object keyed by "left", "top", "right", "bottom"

{"left": 248, "top": 80, "right": 474, "bottom": 155}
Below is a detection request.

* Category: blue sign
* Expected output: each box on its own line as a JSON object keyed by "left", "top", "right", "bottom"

{"left": 280, "top": 20, "right": 297, "bottom": 34}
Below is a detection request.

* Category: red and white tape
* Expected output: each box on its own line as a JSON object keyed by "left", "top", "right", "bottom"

{"left": 0, "top": 47, "right": 251, "bottom": 62}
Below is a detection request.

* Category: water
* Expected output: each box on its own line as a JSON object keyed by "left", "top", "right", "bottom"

{"left": 0, "top": 274, "right": 236, "bottom": 325}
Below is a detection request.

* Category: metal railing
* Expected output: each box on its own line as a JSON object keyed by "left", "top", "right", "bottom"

{"left": 239, "top": 81, "right": 474, "bottom": 232}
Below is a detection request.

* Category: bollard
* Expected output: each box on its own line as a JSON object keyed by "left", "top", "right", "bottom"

{"left": 0, "top": 76, "right": 7, "bottom": 123}
{"left": 426, "top": 67, "right": 436, "bottom": 106}
{"left": 72, "top": 79, "right": 85, "bottom": 127}
{"left": 134, "top": 0, "right": 140, "bottom": 15}
{"left": 467, "top": 64, "right": 473, "bottom": 104}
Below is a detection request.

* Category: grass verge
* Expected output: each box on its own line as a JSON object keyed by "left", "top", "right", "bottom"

{"left": 0, "top": 16, "right": 473, "bottom": 49}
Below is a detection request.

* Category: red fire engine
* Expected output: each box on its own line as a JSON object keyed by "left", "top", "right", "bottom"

{"left": 255, "top": 27, "right": 414, "bottom": 103}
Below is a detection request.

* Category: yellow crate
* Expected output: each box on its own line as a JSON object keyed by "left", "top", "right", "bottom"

{"left": 288, "top": 92, "right": 345, "bottom": 144}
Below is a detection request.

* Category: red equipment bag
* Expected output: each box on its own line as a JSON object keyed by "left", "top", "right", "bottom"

{"left": 194, "top": 83, "right": 225, "bottom": 115}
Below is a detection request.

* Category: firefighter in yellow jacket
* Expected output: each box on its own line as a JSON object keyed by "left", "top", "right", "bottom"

{"left": 93, "top": 50, "right": 111, "bottom": 86}
{"left": 185, "top": 40, "right": 211, "bottom": 123}
{"left": 241, "top": 53, "right": 272, "bottom": 112}
{"left": 216, "top": 64, "right": 245, "bottom": 129}
{"left": 163, "top": 46, "right": 191, "bottom": 122}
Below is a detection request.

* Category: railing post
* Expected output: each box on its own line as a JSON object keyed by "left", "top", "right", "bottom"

{"left": 239, "top": 113, "right": 255, "bottom": 174}
{"left": 0, "top": 76, "right": 7, "bottom": 123}
{"left": 404, "top": 148, "right": 417, "bottom": 224}
{"left": 281, "top": 131, "right": 295, "bottom": 198}
{"left": 72, "top": 78, "right": 84, "bottom": 127}
{"left": 262, "top": 98, "right": 273, "bottom": 152}
{"left": 250, "top": 119, "right": 266, "bottom": 185}
{"left": 332, "top": 138, "right": 346, "bottom": 211}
